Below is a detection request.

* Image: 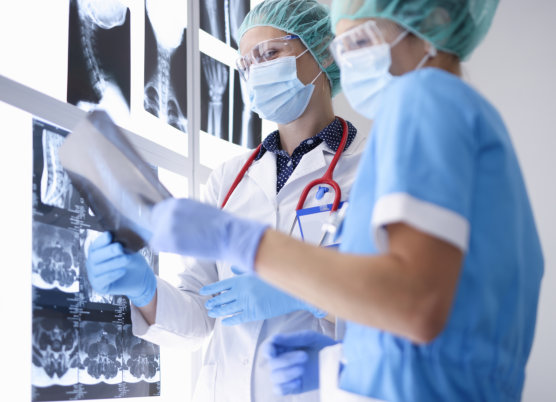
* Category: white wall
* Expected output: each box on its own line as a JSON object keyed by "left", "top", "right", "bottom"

{"left": 465, "top": 1, "right": 556, "bottom": 400}
{"left": 327, "top": 0, "right": 556, "bottom": 400}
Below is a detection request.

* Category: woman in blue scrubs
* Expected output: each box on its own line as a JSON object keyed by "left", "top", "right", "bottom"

{"left": 148, "top": 0, "right": 544, "bottom": 400}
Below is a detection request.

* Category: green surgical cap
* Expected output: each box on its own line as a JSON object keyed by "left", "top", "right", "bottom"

{"left": 331, "top": 0, "right": 499, "bottom": 60}
{"left": 238, "top": 0, "right": 341, "bottom": 96}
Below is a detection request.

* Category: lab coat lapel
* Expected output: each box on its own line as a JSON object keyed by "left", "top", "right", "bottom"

{"left": 246, "top": 150, "right": 278, "bottom": 207}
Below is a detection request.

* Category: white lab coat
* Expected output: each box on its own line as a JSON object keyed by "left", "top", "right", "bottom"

{"left": 130, "top": 130, "right": 368, "bottom": 402}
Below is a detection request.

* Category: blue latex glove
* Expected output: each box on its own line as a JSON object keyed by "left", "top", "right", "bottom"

{"left": 86, "top": 232, "right": 157, "bottom": 307}
{"left": 199, "top": 267, "right": 326, "bottom": 325}
{"left": 265, "top": 330, "right": 338, "bottom": 395}
{"left": 149, "top": 198, "right": 268, "bottom": 272}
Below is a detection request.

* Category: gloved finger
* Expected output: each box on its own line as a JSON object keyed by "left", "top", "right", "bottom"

{"left": 207, "top": 302, "right": 242, "bottom": 318}
{"left": 230, "top": 265, "right": 246, "bottom": 275}
{"left": 264, "top": 338, "right": 290, "bottom": 359}
{"left": 88, "top": 242, "right": 125, "bottom": 265}
{"left": 89, "top": 232, "right": 113, "bottom": 252}
{"left": 273, "top": 378, "right": 302, "bottom": 395}
{"left": 88, "top": 268, "right": 127, "bottom": 293}
{"left": 269, "top": 330, "right": 325, "bottom": 349}
{"left": 270, "top": 364, "right": 305, "bottom": 385}
{"left": 205, "top": 291, "right": 236, "bottom": 310}
{"left": 268, "top": 350, "right": 308, "bottom": 371}
{"left": 88, "top": 254, "right": 133, "bottom": 274}
{"left": 199, "top": 278, "right": 235, "bottom": 296}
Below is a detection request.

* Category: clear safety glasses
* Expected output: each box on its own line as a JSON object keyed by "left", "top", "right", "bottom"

{"left": 329, "top": 20, "right": 388, "bottom": 64}
{"left": 236, "top": 34, "right": 301, "bottom": 81}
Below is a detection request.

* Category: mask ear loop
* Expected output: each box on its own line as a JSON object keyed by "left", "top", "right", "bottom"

{"left": 390, "top": 30, "right": 409, "bottom": 48}
{"left": 415, "top": 44, "right": 438, "bottom": 70}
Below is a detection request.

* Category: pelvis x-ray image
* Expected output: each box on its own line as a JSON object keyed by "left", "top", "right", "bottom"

{"left": 200, "top": 0, "right": 262, "bottom": 147}
{"left": 32, "top": 221, "right": 80, "bottom": 293}
{"left": 32, "top": 315, "right": 79, "bottom": 388}
{"left": 144, "top": 0, "right": 188, "bottom": 132}
{"left": 67, "top": 0, "right": 131, "bottom": 120}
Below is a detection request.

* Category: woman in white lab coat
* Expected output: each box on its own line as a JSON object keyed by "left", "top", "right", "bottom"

{"left": 85, "top": 1, "right": 366, "bottom": 401}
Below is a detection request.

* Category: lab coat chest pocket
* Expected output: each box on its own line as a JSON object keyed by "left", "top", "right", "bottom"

{"left": 192, "top": 363, "right": 216, "bottom": 402}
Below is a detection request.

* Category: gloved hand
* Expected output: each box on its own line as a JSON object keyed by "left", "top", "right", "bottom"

{"left": 86, "top": 232, "right": 157, "bottom": 307}
{"left": 264, "top": 330, "right": 338, "bottom": 395}
{"left": 199, "top": 267, "right": 326, "bottom": 325}
{"left": 149, "top": 198, "right": 268, "bottom": 272}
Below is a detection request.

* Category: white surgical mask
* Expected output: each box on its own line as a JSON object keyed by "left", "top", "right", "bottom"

{"left": 247, "top": 50, "right": 322, "bottom": 124}
{"left": 339, "top": 31, "right": 435, "bottom": 119}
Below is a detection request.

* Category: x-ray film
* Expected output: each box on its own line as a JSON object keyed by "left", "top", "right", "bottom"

{"left": 59, "top": 110, "right": 171, "bottom": 251}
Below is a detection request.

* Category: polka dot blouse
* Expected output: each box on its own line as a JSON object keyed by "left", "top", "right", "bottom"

{"left": 255, "top": 118, "right": 357, "bottom": 193}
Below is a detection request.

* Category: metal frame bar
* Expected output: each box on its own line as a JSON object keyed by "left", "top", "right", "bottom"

{"left": 0, "top": 74, "right": 190, "bottom": 178}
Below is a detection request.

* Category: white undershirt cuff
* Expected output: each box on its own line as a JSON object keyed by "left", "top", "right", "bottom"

{"left": 371, "top": 193, "right": 470, "bottom": 253}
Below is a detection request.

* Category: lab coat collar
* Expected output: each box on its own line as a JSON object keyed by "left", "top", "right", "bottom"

{"left": 247, "top": 150, "right": 278, "bottom": 208}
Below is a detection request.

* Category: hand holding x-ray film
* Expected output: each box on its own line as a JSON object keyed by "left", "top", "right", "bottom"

{"left": 59, "top": 110, "right": 171, "bottom": 251}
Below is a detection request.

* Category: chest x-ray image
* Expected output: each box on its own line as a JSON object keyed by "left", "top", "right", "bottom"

{"left": 67, "top": 0, "right": 131, "bottom": 121}
{"left": 144, "top": 0, "right": 188, "bottom": 133}
{"left": 200, "top": 0, "right": 262, "bottom": 148}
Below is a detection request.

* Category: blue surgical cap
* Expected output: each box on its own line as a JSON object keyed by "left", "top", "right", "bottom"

{"left": 331, "top": 0, "right": 499, "bottom": 60}
{"left": 238, "top": 0, "right": 341, "bottom": 96}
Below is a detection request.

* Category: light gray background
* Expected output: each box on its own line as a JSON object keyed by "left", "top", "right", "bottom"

{"left": 327, "top": 1, "right": 556, "bottom": 400}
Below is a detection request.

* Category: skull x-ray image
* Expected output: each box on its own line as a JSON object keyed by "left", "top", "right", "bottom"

{"left": 200, "top": 0, "right": 262, "bottom": 148}
{"left": 144, "top": 0, "right": 188, "bottom": 133}
{"left": 32, "top": 221, "right": 80, "bottom": 293}
{"left": 67, "top": 0, "right": 131, "bottom": 120}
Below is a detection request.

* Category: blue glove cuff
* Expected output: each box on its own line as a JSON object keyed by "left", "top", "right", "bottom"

{"left": 129, "top": 274, "right": 157, "bottom": 307}
{"left": 223, "top": 217, "right": 269, "bottom": 272}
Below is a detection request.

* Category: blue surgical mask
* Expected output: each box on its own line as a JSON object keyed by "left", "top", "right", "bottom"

{"left": 247, "top": 50, "right": 322, "bottom": 124}
{"left": 339, "top": 31, "right": 435, "bottom": 120}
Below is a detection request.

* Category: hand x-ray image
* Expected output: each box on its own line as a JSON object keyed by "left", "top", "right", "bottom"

{"left": 144, "top": 0, "right": 188, "bottom": 133}
{"left": 67, "top": 0, "right": 131, "bottom": 121}
{"left": 200, "top": 0, "right": 262, "bottom": 147}
{"left": 200, "top": 0, "right": 250, "bottom": 50}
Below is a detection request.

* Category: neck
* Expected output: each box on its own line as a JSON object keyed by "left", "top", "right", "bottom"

{"left": 276, "top": 84, "right": 335, "bottom": 155}
{"left": 426, "top": 53, "right": 462, "bottom": 77}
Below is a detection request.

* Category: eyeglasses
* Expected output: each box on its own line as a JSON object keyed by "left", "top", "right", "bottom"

{"left": 329, "top": 20, "right": 387, "bottom": 63}
{"left": 236, "top": 35, "right": 301, "bottom": 81}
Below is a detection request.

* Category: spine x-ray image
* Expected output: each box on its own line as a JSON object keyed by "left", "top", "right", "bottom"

{"left": 67, "top": 0, "right": 131, "bottom": 121}
{"left": 144, "top": 0, "right": 188, "bottom": 133}
{"left": 32, "top": 119, "right": 160, "bottom": 401}
{"left": 200, "top": 0, "right": 262, "bottom": 148}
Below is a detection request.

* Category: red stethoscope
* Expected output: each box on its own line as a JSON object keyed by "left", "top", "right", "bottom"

{"left": 220, "top": 117, "right": 349, "bottom": 238}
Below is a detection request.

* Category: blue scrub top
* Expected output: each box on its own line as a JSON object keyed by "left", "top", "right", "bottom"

{"left": 338, "top": 68, "right": 543, "bottom": 401}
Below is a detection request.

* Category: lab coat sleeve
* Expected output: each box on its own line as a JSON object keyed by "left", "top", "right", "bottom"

{"left": 130, "top": 162, "right": 229, "bottom": 349}
{"left": 370, "top": 70, "right": 475, "bottom": 253}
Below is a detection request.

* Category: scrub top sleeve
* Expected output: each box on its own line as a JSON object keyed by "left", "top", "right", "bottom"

{"left": 371, "top": 72, "right": 476, "bottom": 253}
